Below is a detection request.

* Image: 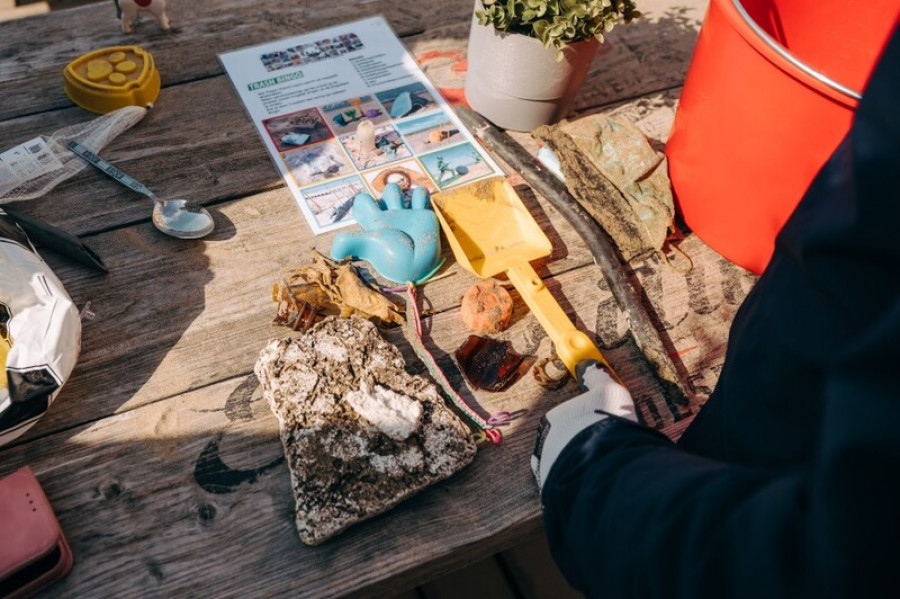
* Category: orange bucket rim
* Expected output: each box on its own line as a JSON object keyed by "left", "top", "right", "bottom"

{"left": 715, "top": 0, "right": 865, "bottom": 108}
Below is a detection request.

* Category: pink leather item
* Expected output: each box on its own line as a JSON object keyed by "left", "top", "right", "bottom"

{"left": 0, "top": 467, "right": 73, "bottom": 599}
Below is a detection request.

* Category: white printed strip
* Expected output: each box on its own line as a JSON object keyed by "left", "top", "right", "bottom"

{"left": 0, "top": 137, "right": 64, "bottom": 190}
{"left": 0, "top": 162, "right": 16, "bottom": 187}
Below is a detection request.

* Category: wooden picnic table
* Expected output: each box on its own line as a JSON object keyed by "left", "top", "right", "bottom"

{"left": 0, "top": 0, "right": 755, "bottom": 596}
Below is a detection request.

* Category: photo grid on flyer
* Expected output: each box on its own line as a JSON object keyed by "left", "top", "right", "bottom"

{"left": 218, "top": 15, "right": 502, "bottom": 235}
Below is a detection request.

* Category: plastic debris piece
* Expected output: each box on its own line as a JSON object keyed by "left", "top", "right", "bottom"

{"left": 537, "top": 146, "right": 566, "bottom": 181}
{"left": 0, "top": 106, "right": 147, "bottom": 203}
{"left": 116, "top": 0, "right": 170, "bottom": 33}
{"left": 454, "top": 335, "right": 535, "bottom": 392}
{"left": 64, "top": 46, "right": 160, "bottom": 114}
{"left": 356, "top": 119, "right": 376, "bottom": 154}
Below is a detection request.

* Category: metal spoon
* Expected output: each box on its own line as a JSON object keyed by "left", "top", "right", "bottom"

{"left": 68, "top": 141, "right": 215, "bottom": 240}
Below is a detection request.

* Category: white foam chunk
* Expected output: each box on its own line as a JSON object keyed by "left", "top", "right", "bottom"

{"left": 344, "top": 383, "right": 423, "bottom": 441}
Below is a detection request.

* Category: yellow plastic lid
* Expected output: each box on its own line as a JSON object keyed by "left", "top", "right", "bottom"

{"left": 64, "top": 45, "right": 160, "bottom": 114}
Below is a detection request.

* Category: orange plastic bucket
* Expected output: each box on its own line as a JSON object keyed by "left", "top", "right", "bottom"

{"left": 666, "top": 0, "right": 898, "bottom": 274}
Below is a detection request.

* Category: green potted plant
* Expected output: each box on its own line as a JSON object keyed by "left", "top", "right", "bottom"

{"left": 466, "top": 0, "right": 640, "bottom": 131}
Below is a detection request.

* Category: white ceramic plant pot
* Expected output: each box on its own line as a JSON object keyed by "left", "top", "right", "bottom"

{"left": 465, "top": 2, "right": 603, "bottom": 131}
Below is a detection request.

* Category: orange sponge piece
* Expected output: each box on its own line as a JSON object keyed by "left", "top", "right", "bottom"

{"left": 460, "top": 280, "right": 514, "bottom": 335}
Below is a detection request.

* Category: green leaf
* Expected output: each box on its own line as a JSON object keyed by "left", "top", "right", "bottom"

{"left": 526, "top": 0, "right": 548, "bottom": 17}
{"left": 477, "top": 0, "right": 638, "bottom": 42}
{"left": 533, "top": 18, "right": 551, "bottom": 45}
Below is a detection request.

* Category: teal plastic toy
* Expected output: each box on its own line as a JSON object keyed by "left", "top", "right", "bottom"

{"left": 330, "top": 183, "right": 444, "bottom": 284}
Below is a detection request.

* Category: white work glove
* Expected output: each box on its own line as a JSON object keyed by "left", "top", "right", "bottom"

{"left": 531, "top": 361, "right": 638, "bottom": 491}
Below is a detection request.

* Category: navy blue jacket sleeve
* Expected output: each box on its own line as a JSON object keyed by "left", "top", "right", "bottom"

{"left": 542, "top": 24, "right": 900, "bottom": 599}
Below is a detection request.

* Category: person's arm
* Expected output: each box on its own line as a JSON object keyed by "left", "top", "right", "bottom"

{"left": 543, "top": 343, "right": 900, "bottom": 599}
{"left": 538, "top": 24, "right": 900, "bottom": 599}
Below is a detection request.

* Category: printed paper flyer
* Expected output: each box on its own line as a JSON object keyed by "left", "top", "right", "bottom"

{"left": 219, "top": 16, "right": 501, "bottom": 234}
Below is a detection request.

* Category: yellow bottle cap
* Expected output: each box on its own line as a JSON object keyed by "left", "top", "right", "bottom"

{"left": 64, "top": 45, "right": 160, "bottom": 114}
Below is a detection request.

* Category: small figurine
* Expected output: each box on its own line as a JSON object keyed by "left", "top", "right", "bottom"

{"left": 115, "top": 0, "right": 170, "bottom": 34}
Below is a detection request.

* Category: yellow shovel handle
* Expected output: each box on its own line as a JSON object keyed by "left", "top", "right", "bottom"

{"left": 506, "top": 262, "right": 612, "bottom": 377}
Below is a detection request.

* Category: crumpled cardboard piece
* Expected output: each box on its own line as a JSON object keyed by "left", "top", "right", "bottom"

{"left": 273, "top": 251, "right": 404, "bottom": 329}
{"left": 533, "top": 115, "right": 675, "bottom": 261}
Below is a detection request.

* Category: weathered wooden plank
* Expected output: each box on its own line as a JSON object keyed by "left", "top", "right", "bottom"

{"left": 11, "top": 88, "right": 748, "bottom": 442}
{"left": 17, "top": 181, "right": 595, "bottom": 442}
{"left": 26, "top": 186, "right": 749, "bottom": 450}
{"left": 0, "top": 0, "right": 475, "bottom": 122}
{"left": 0, "top": 5, "right": 703, "bottom": 240}
{"left": 9, "top": 222, "right": 747, "bottom": 597}
{"left": 0, "top": 342, "right": 565, "bottom": 597}
{"left": 0, "top": 76, "right": 277, "bottom": 235}
{"left": 0, "top": 0, "right": 705, "bottom": 123}
{"left": 576, "top": 2, "right": 706, "bottom": 110}
{"left": 3, "top": 90, "right": 682, "bottom": 444}
{"left": 406, "top": 1, "right": 704, "bottom": 118}
{"left": 5, "top": 85, "right": 750, "bottom": 449}
{"left": 0, "top": 2, "right": 739, "bottom": 597}
{"left": 0, "top": 81, "right": 681, "bottom": 242}
{"left": 421, "top": 556, "right": 518, "bottom": 599}
{"left": 0, "top": 221, "right": 746, "bottom": 597}
{"left": 0, "top": 1, "right": 46, "bottom": 21}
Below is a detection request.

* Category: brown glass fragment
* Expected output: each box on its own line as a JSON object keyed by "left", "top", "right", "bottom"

{"left": 454, "top": 335, "right": 536, "bottom": 392}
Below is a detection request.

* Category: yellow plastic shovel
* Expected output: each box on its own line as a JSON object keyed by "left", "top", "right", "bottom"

{"left": 432, "top": 177, "right": 612, "bottom": 377}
